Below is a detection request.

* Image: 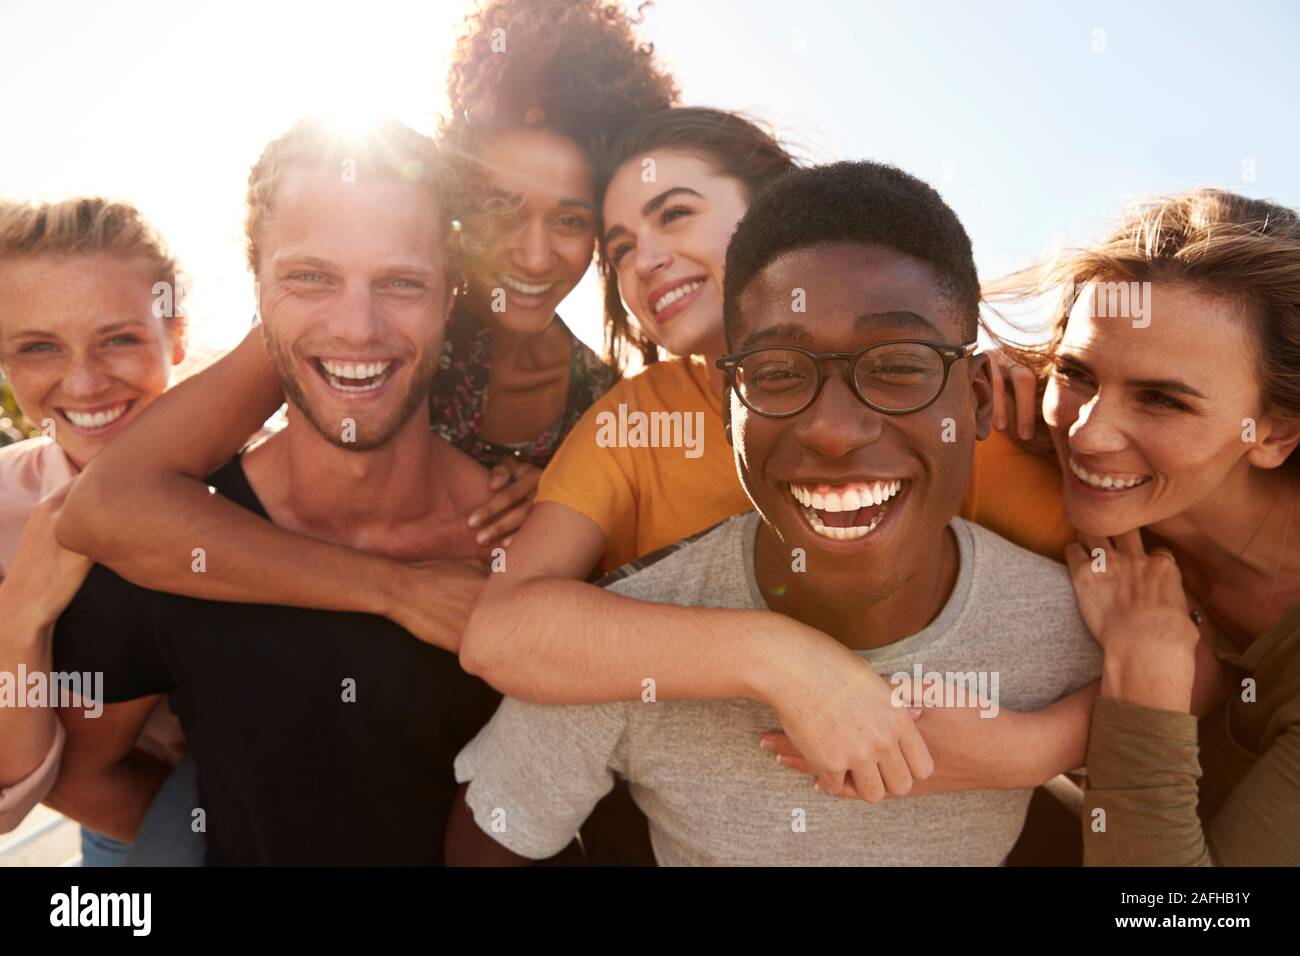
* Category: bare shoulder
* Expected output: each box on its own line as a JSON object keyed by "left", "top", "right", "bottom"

{"left": 433, "top": 437, "right": 492, "bottom": 509}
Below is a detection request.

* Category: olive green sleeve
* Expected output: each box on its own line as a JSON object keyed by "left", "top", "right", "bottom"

{"left": 1083, "top": 696, "right": 1300, "bottom": 866}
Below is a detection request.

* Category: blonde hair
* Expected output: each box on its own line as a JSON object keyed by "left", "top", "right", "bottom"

{"left": 244, "top": 116, "right": 453, "bottom": 276}
{"left": 984, "top": 188, "right": 1300, "bottom": 455}
{"left": 0, "top": 196, "right": 184, "bottom": 332}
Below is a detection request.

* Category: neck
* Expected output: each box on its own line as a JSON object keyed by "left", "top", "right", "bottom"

{"left": 253, "top": 403, "right": 450, "bottom": 545}
{"left": 753, "top": 520, "right": 960, "bottom": 651}
{"left": 1146, "top": 463, "right": 1299, "bottom": 589}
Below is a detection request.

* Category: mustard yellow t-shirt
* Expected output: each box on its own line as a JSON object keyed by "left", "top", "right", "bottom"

{"left": 537, "top": 357, "right": 749, "bottom": 572}
{"left": 537, "top": 355, "right": 1073, "bottom": 571}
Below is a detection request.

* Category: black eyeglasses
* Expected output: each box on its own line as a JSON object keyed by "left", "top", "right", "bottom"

{"left": 715, "top": 339, "right": 977, "bottom": 418}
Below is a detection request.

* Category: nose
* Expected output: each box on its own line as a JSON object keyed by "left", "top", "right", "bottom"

{"left": 633, "top": 232, "right": 670, "bottom": 282}
{"left": 1068, "top": 392, "right": 1128, "bottom": 455}
{"left": 326, "top": 280, "right": 385, "bottom": 346}
{"left": 60, "top": 353, "right": 114, "bottom": 399}
{"left": 508, "top": 217, "right": 555, "bottom": 276}
{"left": 790, "top": 364, "right": 884, "bottom": 459}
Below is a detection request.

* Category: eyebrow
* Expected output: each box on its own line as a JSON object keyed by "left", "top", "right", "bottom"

{"left": 1058, "top": 355, "right": 1210, "bottom": 399}
{"left": 854, "top": 310, "right": 942, "bottom": 336}
{"left": 272, "top": 254, "right": 436, "bottom": 277}
{"left": 604, "top": 187, "right": 705, "bottom": 245}
{"left": 10, "top": 319, "right": 148, "bottom": 339}
{"left": 739, "top": 323, "right": 813, "bottom": 349}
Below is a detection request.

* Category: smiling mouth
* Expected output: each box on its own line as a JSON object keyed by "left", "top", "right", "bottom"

{"left": 58, "top": 401, "right": 134, "bottom": 433}
{"left": 788, "top": 479, "right": 908, "bottom": 540}
{"left": 314, "top": 358, "right": 396, "bottom": 394}
{"left": 498, "top": 274, "right": 556, "bottom": 297}
{"left": 1068, "top": 456, "right": 1151, "bottom": 492}
{"left": 650, "top": 278, "right": 706, "bottom": 317}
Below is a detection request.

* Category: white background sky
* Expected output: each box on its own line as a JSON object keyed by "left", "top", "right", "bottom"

{"left": 3, "top": 0, "right": 1297, "bottom": 362}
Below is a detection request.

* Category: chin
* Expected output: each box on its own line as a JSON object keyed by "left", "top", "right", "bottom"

{"left": 1062, "top": 499, "right": 1144, "bottom": 538}
{"left": 494, "top": 308, "right": 557, "bottom": 336}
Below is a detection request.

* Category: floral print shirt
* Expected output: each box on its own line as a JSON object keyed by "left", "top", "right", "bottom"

{"left": 429, "top": 302, "right": 618, "bottom": 468}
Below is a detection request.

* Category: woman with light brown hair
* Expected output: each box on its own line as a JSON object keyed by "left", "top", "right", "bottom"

{"left": 983, "top": 188, "right": 1300, "bottom": 864}
{"left": 0, "top": 197, "right": 189, "bottom": 863}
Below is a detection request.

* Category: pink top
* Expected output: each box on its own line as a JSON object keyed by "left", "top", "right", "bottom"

{"left": 0, "top": 437, "right": 77, "bottom": 579}
{"left": 0, "top": 437, "right": 183, "bottom": 833}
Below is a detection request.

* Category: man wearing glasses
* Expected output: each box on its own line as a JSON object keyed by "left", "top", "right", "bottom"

{"left": 447, "top": 161, "right": 1101, "bottom": 866}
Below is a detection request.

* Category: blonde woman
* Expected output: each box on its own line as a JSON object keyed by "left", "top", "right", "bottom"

{"left": 0, "top": 198, "right": 189, "bottom": 864}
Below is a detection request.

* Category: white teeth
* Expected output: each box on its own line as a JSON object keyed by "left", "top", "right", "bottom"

{"left": 1068, "top": 457, "right": 1149, "bottom": 491}
{"left": 786, "top": 479, "right": 905, "bottom": 541}
{"left": 499, "top": 274, "right": 554, "bottom": 296}
{"left": 803, "top": 504, "right": 885, "bottom": 540}
{"left": 789, "top": 479, "right": 902, "bottom": 512}
{"left": 63, "top": 403, "right": 128, "bottom": 429}
{"left": 319, "top": 358, "right": 394, "bottom": 393}
{"left": 652, "top": 279, "right": 704, "bottom": 315}
{"left": 320, "top": 359, "right": 393, "bottom": 380}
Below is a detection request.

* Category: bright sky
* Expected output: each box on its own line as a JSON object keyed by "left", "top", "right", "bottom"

{"left": 3, "top": 0, "right": 1297, "bottom": 361}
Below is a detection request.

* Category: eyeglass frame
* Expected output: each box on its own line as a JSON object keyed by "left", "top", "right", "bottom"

{"left": 715, "top": 339, "right": 979, "bottom": 418}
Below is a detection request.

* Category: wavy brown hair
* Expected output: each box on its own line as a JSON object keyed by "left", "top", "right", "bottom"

{"left": 983, "top": 188, "right": 1300, "bottom": 462}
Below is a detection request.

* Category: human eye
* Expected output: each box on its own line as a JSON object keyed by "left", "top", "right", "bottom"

{"left": 749, "top": 355, "right": 810, "bottom": 390}
{"left": 1051, "top": 358, "right": 1093, "bottom": 386}
{"left": 659, "top": 204, "right": 692, "bottom": 226}
{"left": 556, "top": 212, "right": 594, "bottom": 233}
{"left": 1137, "top": 390, "right": 1189, "bottom": 412}
{"left": 608, "top": 241, "right": 633, "bottom": 268}
{"left": 19, "top": 340, "right": 59, "bottom": 354}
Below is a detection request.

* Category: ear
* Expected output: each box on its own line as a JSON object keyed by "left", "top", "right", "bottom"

{"left": 722, "top": 389, "right": 734, "bottom": 447}
{"left": 169, "top": 319, "right": 188, "bottom": 367}
{"left": 968, "top": 352, "right": 994, "bottom": 441}
{"left": 1246, "top": 414, "right": 1300, "bottom": 469}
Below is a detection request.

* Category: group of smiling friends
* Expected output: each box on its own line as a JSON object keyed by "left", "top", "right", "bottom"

{"left": 0, "top": 0, "right": 1297, "bottom": 867}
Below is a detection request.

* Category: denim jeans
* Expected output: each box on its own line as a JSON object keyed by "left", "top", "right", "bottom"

{"left": 127, "top": 755, "right": 207, "bottom": 866}
{"left": 79, "top": 826, "right": 131, "bottom": 867}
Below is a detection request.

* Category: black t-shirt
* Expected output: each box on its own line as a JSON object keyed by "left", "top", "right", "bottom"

{"left": 52, "top": 456, "right": 501, "bottom": 866}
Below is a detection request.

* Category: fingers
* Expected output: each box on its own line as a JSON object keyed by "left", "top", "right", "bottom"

{"left": 487, "top": 457, "right": 519, "bottom": 492}
{"left": 472, "top": 497, "right": 533, "bottom": 546}
{"left": 1076, "top": 532, "right": 1110, "bottom": 560}
{"left": 1063, "top": 541, "right": 1087, "bottom": 575}
{"left": 850, "top": 763, "right": 887, "bottom": 803}
{"left": 815, "top": 771, "right": 848, "bottom": 798}
{"left": 899, "top": 725, "right": 934, "bottom": 782}
{"left": 469, "top": 476, "right": 537, "bottom": 536}
{"left": 989, "top": 357, "right": 1008, "bottom": 431}
{"left": 759, "top": 732, "right": 801, "bottom": 757}
{"left": 876, "top": 748, "right": 914, "bottom": 797}
{"left": 1009, "top": 365, "right": 1038, "bottom": 441}
{"left": 775, "top": 753, "right": 814, "bottom": 774}
{"left": 1113, "top": 528, "right": 1145, "bottom": 557}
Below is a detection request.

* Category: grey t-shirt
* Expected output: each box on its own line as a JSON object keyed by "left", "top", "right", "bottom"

{"left": 455, "top": 512, "right": 1102, "bottom": 866}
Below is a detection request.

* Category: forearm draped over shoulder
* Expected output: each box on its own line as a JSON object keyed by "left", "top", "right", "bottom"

{"left": 1082, "top": 696, "right": 1300, "bottom": 866}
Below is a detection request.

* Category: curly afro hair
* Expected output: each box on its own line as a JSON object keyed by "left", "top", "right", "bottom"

{"left": 445, "top": 0, "right": 678, "bottom": 157}
{"left": 723, "top": 161, "right": 981, "bottom": 348}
